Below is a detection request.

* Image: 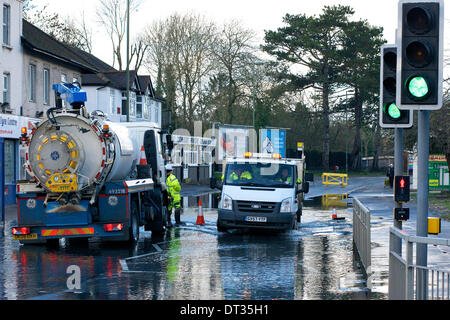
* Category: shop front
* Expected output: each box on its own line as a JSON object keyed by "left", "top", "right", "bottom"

{"left": 0, "top": 114, "right": 39, "bottom": 205}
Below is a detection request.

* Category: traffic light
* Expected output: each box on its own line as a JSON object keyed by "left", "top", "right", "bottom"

{"left": 396, "top": 0, "right": 444, "bottom": 110}
{"left": 394, "top": 175, "right": 410, "bottom": 203}
{"left": 379, "top": 45, "right": 413, "bottom": 128}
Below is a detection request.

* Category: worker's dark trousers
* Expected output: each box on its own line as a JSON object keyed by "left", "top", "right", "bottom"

{"left": 389, "top": 177, "right": 394, "bottom": 188}
{"left": 168, "top": 206, "right": 181, "bottom": 224}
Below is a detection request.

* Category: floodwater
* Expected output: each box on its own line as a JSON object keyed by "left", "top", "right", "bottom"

{"left": 0, "top": 192, "right": 388, "bottom": 300}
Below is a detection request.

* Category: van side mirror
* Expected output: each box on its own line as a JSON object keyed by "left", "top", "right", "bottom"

{"left": 303, "top": 182, "right": 309, "bottom": 194}
{"left": 296, "top": 182, "right": 309, "bottom": 194}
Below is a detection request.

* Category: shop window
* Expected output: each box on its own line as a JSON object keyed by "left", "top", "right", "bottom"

{"left": 4, "top": 139, "right": 15, "bottom": 184}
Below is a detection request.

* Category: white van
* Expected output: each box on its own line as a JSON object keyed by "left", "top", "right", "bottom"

{"left": 216, "top": 153, "right": 309, "bottom": 232}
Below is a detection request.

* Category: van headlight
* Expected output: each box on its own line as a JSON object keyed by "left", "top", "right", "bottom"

{"left": 221, "top": 194, "right": 233, "bottom": 210}
{"left": 280, "top": 198, "right": 292, "bottom": 213}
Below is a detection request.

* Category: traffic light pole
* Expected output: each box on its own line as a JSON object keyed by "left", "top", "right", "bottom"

{"left": 416, "top": 110, "right": 430, "bottom": 300}
{"left": 393, "top": 128, "right": 403, "bottom": 253}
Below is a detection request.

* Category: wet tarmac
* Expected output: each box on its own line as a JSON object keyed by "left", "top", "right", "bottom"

{"left": 0, "top": 191, "right": 389, "bottom": 300}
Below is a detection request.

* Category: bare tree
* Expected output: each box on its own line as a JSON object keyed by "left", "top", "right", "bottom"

{"left": 96, "top": 0, "right": 142, "bottom": 70}
{"left": 129, "top": 34, "right": 149, "bottom": 74}
{"left": 25, "top": 4, "right": 92, "bottom": 52}
{"left": 210, "top": 20, "right": 256, "bottom": 124}
{"left": 143, "top": 13, "right": 217, "bottom": 130}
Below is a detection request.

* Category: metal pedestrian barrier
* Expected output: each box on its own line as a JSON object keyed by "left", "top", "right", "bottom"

{"left": 322, "top": 173, "right": 348, "bottom": 187}
{"left": 389, "top": 226, "right": 450, "bottom": 300}
{"left": 353, "top": 198, "right": 371, "bottom": 275}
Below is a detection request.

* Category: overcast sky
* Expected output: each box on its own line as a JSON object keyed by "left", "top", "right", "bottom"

{"left": 33, "top": 0, "right": 450, "bottom": 73}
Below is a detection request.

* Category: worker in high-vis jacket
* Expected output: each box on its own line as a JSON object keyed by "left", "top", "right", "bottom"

{"left": 165, "top": 164, "right": 182, "bottom": 226}
{"left": 279, "top": 168, "right": 301, "bottom": 185}
{"left": 221, "top": 167, "right": 253, "bottom": 182}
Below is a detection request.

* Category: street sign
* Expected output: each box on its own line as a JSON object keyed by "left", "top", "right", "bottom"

{"left": 396, "top": 0, "right": 445, "bottom": 110}
{"left": 379, "top": 44, "right": 413, "bottom": 128}
{"left": 260, "top": 128, "right": 286, "bottom": 158}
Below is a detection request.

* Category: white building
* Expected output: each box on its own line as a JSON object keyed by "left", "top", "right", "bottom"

{"left": 1, "top": 0, "right": 22, "bottom": 115}
{"left": 82, "top": 71, "right": 164, "bottom": 127}
{"left": 1, "top": 0, "right": 25, "bottom": 206}
{"left": 0, "top": 2, "right": 164, "bottom": 205}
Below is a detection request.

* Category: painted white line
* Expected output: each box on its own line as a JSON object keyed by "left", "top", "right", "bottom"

{"left": 152, "top": 244, "right": 162, "bottom": 252}
{"left": 124, "top": 251, "right": 161, "bottom": 261}
{"left": 119, "top": 259, "right": 129, "bottom": 272}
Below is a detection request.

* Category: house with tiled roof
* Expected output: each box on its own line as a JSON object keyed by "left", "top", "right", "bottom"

{"left": 21, "top": 18, "right": 165, "bottom": 126}
{"left": 1, "top": 2, "right": 165, "bottom": 205}
{"left": 21, "top": 19, "right": 100, "bottom": 118}
{"left": 81, "top": 70, "right": 164, "bottom": 126}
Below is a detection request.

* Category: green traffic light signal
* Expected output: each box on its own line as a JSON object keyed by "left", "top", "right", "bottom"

{"left": 407, "top": 76, "right": 429, "bottom": 98}
{"left": 384, "top": 102, "right": 401, "bottom": 119}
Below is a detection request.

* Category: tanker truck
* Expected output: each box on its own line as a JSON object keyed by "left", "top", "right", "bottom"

{"left": 12, "top": 83, "right": 170, "bottom": 245}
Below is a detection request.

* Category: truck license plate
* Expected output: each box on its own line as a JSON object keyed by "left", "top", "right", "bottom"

{"left": 13, "top": 233, "right": 38, "bottom": 240}
{"left": 245, "top": 216, "right": 267, "bottom": 223}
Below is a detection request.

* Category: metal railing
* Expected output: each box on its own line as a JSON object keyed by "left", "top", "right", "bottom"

{"left": 389, "top": 226, "right": 450, "bottom": 300}
{"left": 353, "top": 198, "right": 371, "bottom": 274}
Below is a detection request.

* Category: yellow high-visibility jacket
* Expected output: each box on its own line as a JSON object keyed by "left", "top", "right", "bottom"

{"left": 166, "top": 174, "right": 181, "bottom": 209}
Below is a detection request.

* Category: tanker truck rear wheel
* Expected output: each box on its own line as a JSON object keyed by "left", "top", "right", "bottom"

{"left": 151, "top": 207, "right": 166, "bottom": 235}
{"left": 128, "top": 201, "right": 140, "bottom": 244}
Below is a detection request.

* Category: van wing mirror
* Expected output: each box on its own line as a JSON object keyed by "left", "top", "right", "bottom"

{"left": 296, "top": 181, "right": 309, "bottom": 194}
{"left": 303, "top": 182, "right": 309, "bottom": 194}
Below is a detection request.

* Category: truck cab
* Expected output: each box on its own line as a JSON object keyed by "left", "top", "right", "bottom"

{"left": 217, "top": 153, "right": 309, "bottom": 232}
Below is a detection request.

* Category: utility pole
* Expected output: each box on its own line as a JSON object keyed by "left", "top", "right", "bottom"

{"left": 395, "top": 0, "right": 444, "bottom": 299}
{"left": 125, "top": 0, "right": 130, "bottom": 122}
{"left": 416, "top": 110, "right": 430, "bottom": 299}
{"left": 393, "top": 128, "right": 404, "bottom": 253}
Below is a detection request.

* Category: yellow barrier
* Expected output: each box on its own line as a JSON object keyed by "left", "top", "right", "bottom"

{"left": 322, "top": 173, "right": 348, "bottom": 188}
{"left": 321, "top": 193, "right": 348, "bottom": 208}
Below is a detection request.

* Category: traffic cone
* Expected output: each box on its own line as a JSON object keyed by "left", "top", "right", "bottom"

{"left": 332, "top": 206, "right": 345, "bottom": 220}
{"left": 139, "top": 146, "right": 147, "bottom": 165}
{"left": 196, "top": 199, "right": 205, "bottom": 225}
{"left": 332, "top": 206, "right": 337, "bottom": 219}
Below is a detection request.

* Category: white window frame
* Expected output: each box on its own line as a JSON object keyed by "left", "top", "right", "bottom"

{"left": 3, "top": 73, "right": 10, "bottom": 104}
{"left": 109, "top": 88, "right": 116, "bottom": 114}
{"left": 29, "top": 64, "right": 36, "bottom": 102}
{"left": 129, "top": 91, "right": 136, "bottom": 117}
{"left": 136, "top": 95, "right": 143, "bottom": 118}
{"left": 2, "top": 4, "right": 10, "bottom": 45}
{"left": 43, "top": 68, "right": 50, "bottom": 105}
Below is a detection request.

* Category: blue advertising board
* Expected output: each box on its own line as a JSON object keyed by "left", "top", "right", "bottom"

{"left": 260, "top": 129, "right": 286, "bottom": 158}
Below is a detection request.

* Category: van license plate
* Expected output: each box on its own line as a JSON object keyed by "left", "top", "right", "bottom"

{"left": 245, "top": 216, "right": 267, "bottom": 223}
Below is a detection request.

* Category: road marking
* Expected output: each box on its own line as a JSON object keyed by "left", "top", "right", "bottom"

{"left": 124, "top": 251, "right": 161, "bottom": 261}
{"left": 152, "top": 244, "right": 162, "bottom": 252}
{"left": 119, "top": 259, "right": 128, "bottom": 272}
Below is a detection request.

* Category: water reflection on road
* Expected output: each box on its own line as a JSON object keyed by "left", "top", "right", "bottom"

{"left": 0, "top": 192, "right": 387, "bottom": 300}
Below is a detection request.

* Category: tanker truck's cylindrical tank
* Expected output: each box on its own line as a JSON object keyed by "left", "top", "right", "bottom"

{"left": 106, "top": 121, "right": 161, "bottom": 181}
{"left": 26, "top": 112, "right": 161, "bottom": 193}
{"left": 26, "top": 113, "right": 110, "bottom": 192}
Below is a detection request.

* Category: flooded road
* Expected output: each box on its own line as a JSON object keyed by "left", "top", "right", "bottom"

{"left": 0, "top": 192, "right": 388, "bottom": 300}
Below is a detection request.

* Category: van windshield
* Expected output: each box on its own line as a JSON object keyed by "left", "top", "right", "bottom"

{"left": 225, "top": 162, "right": 295, "bottom": 188}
